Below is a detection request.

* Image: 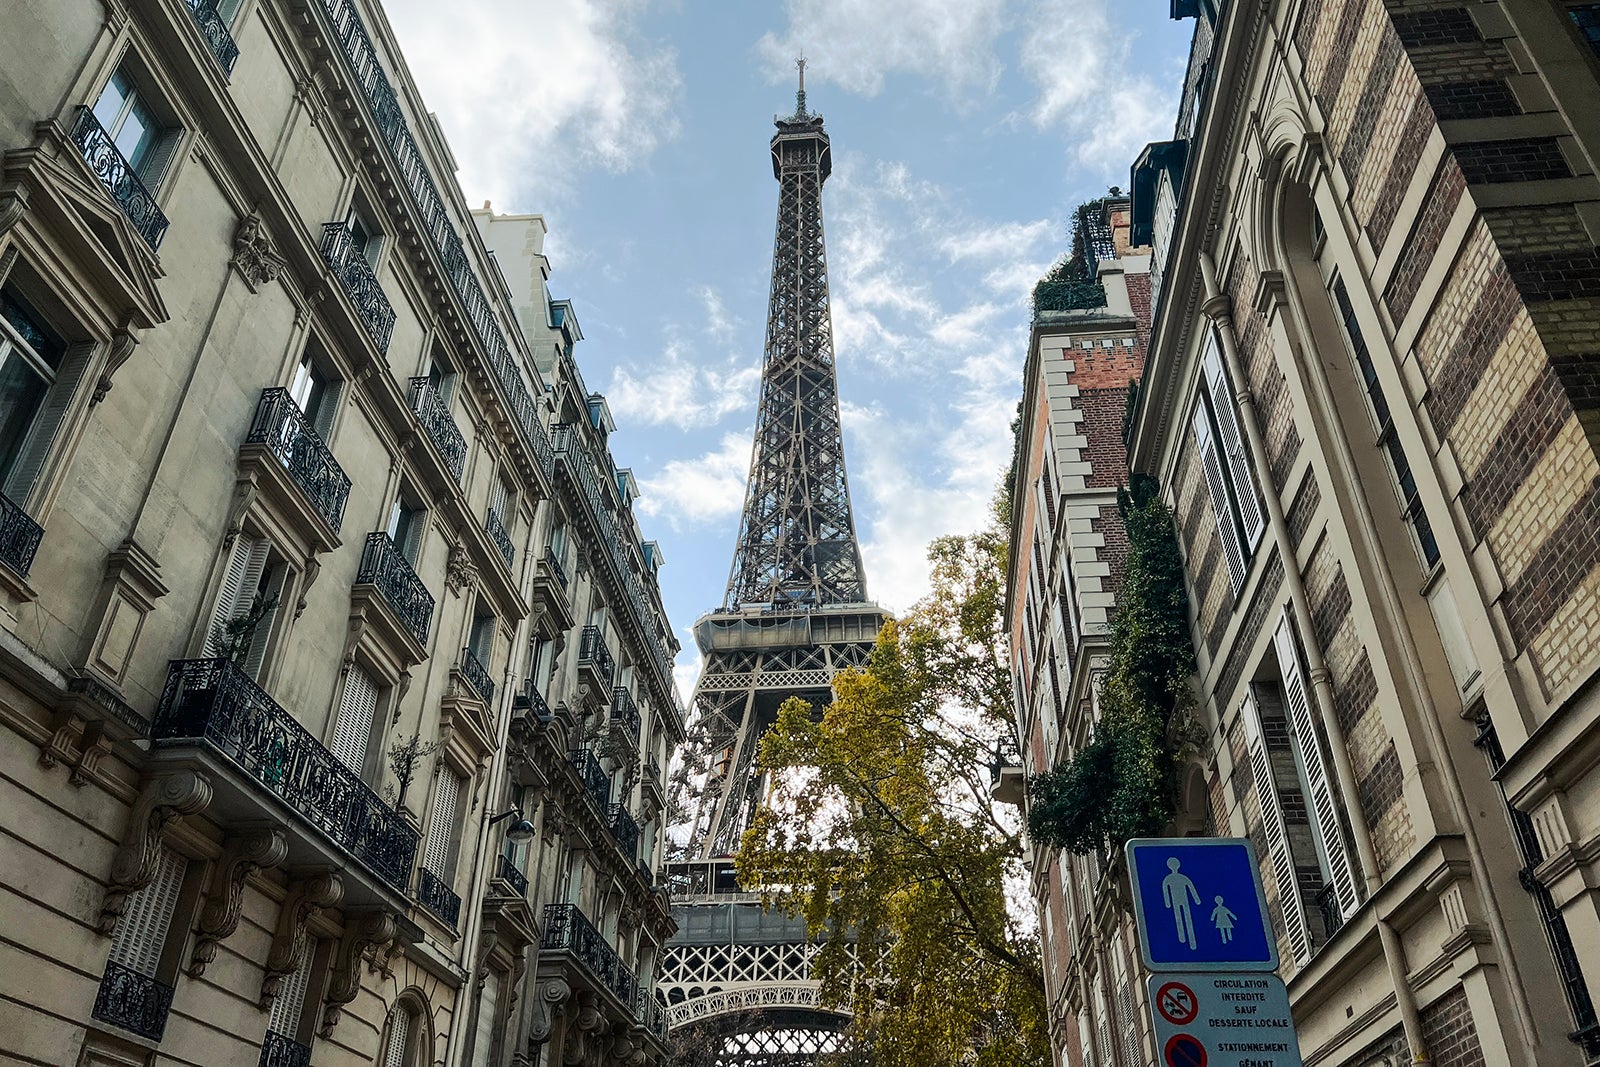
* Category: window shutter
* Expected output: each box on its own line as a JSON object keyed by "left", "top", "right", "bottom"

{"left": 472, "top": 969, "right": 501, "bottom": 1066}
{"left": 424, "top": 767, "right": 461, "bottom": 876}
{"left": 205, "top": 537, "right": 269, "bottom": 658}
{"left": 313, "top": 380, "right": 340, "bottom": 440}
{"left": 1113, "top": 948, "right": 1141, "bottom": 1067}
{"left": 138, "top": 127, "right": 184, "bottom": 190}
{"left": 1193, "top": 404, "right": 1246, "bottom": 592}
{"left": 240, "top": 563, "right": 286, "bottom": 680}
{"left": 329, "top": 664, "right": 379, "bottom": 774}
{"left": 267, "top": 937, "right": 315, "bottom": 1039}
{"left": 382, "top": 1008, "right": 410, "bottom": 1067}
{"left": 1203, "top": 333, "right": 1266, "bottom": 550}
{"left": 2, "top": 340, "right": 94, "bottom": 507}
{"left": 109, "top": 844, "right": 187, "bottom": 977}
{"left": 1273, "top": 613, "right": 1360, "bottom": 917}
{"left": 1094, "top": 982, "right": 1113, "bottom": 1067}
{"left": 1241, "top": 690, "right": 1312, "bottom": 965}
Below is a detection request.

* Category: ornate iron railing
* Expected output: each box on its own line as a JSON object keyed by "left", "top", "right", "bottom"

{"left": 355, "top": 532, "right": 433, "bottom": 646}
{"left": 570, "top": 749, "right": 611, "bottom": 812}
{"left": 259, "top": 1030, "right": 313, "bottom": 1067}
{"left": 154, "top": 657, "right": 419, "bottom": 887}
{"left": 1313, "top": 882, "right": 1344, "bottom": 939}
{"left": 314, "top": 0, "right": 555, "bottom": 485}
{"left": 92, "top": 960, "right": 175, "bottom": 1041}
{"left": 513, "top": 679, "right": 552, "bottom": 724}
{"left": 608, "top": 803, "right": 640, "bottom": 859}
{"left": 543, "top": 545, "right": 567, "bottom": 588}
{"left": 650, "top": 997, "right": 669, "bottom": 1038}
{"left": 407, "top": 378, "right": 467, "bottom": 482}
{"left": 542, "top": 903, "right": 636, "bottom": 1006}
{"left": 246, "top": 388, "right": 350, "bottom": 533}
{"left": 609, "top": 687, "right": 641, "bottom": 746}
{"left": 69, "top": 107, "right": 168, "bottom": 250}
{"left": 578, "top": 625, "right": 615, "bottom": 687}
{"left": 486, "top": 507, "right": 513, "bottom": 569}
{"left": 1077, "top": 200, "right": 1117, "bottom": 265}
{"left": 495, "top": 852, "right": 529, "bottom": 898}
{"left": 417, "top": 867, "right": 461, "bottom": 928}
{"left": 0, "top": 490, "right": 43, "bottom": 579}
{"left": 320, "top": 222, "right": 395, "bottom": 352}
{"left": 459, "top": 646, "right": 494, "bottom": 704}
{"left": 183, "top": 0, "right": 240, "bottom": 73}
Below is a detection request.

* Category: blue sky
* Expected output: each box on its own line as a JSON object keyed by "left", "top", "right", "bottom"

{"left": 381, "top": 0, "right": 1194, "bottom": 695}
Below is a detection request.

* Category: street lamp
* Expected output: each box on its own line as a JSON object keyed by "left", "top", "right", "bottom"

{"left": 486, "top": 807, "right": 536, "bottom": 843}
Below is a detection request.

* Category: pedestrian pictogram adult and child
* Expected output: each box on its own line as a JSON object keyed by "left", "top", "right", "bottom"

{"left": 1160, "top": 857, "right": 1240, "bottom": 950}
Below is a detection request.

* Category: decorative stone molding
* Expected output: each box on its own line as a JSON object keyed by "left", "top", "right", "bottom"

{"left": 90, "top": 329, "right": 137, "bottom": 406}
{"left": 446, "top": 541, "right": 479, "bottom": 597}
{"left": 527, "top": 976, "right": 572, "bottom": 1046}
{"left": 0, "top": 182, "right": 29, "bottom": 236}
{"left": 99, "top": 771, "right": 212, "bottom": 935}
{"left": 262, "top": 871, "right": 344, "bottom": 1007}
{"left": 189, "top": 827, "right": 288, "bottom": 977}
{"left": 320, "top": 910, "right": 398, "bottom": 1036}
{"left": 561, "top": 989, "right": 607, "bottom": 1066}
{"left": 231, "top": 211, "right": 286, "bottom": 288}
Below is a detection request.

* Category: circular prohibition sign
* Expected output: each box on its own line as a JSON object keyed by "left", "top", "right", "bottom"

{"left": 1155, "top": 980, "right": 1199, "bottom": 1026}
{"left": 1164, "top": 1033, "right": 1207, "bottom": 1067}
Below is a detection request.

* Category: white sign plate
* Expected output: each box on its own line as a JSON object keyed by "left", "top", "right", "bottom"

{"left": 1145, "top": 972, "right": 1303, "bottom": 1067}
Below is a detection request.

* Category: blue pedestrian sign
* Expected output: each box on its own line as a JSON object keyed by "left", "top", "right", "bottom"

{"left": 1127, "top": 838, "right": 1278, "bottom": 972}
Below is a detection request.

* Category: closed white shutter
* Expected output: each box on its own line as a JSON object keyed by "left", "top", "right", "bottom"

{"left": 2, "top": 341, "right": 94, "bottom": 507}
{"left": 1274, "top": 613, "right": 1360, "bottom": 917}
{"left": 1241, "top": 689, "right": 1312, "bottom": 965}
{"left": 382, "top": 1008, "right": 410, "bottom": 1067}
{"left": 1114, "top": 948, "right": 1141, "bottom": 1067}
{"left": 424, "top": 768, "right": 461, "bottom": 876}
{"left": 267, "top": 937, "right": 314, "bottom": 1038}
{"left": 1203, "top": 333, "right": 1266, "bottom": 550}
{"left": 1094, "top": 981, "right": 1113, "bottom": 1067}
{"left": 205, "top": 536, "right": 269, "bottom": 657}
{"left": 109, "top": 845, "right": 187, "bottom": 977}
{"left": 240, "top": 563, "right": 286, "bottom": 681}
{"left": 329, "top": 665, "right": 379, "bottom": 774}
{"left": 1193, "top": 404, "right": 1246, "bottom": 592}
{"left": 472, "top": 970, "right": 501, "bottom": 1065}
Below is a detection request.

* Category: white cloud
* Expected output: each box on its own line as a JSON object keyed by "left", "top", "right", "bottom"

{"left": 607, "top": 346, "right": 760, "bottom": 428}
{"left": 636, "top": 431, "right": 753, "bottom": 527}
{"left": 381, "top": 0, "right": 682, "bottom": 207}
{"left": 756, "top": 0, "right": 1007, "bottom": 98}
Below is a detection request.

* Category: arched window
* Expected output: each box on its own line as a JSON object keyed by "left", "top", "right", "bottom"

{"left": 378, "top": 998, "right": 428, "bottom": 1067}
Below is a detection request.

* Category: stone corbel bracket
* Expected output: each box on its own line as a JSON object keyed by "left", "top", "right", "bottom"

{"left": 98, "top": 770, "right": 212, "bottom": 935}
{"left": 261, "top": 871, "right": 344, "bottom": 1008}
{"left": 527, "top": 975, "right": 572, "bottom": 1048}
{"left": 320, "top": 910, "right": 398, "bottom": 1037}
{"left": 189, "top": 827, "right": 289, "bottom": 977}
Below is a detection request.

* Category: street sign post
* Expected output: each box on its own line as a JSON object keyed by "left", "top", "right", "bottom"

{"left": 1126, "top": 838, "right": 1278, "bottom": 972}
{"left": 1145, "top": 973, "right": 1303, "bottom": 1067}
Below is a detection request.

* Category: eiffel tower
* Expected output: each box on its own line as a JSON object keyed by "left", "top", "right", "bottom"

{"left": 657, "top": 63, "right": 886, "bottom": 1065}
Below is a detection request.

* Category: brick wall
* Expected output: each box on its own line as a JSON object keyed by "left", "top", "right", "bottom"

{"left": 1419, "top": 985, "right": 1488, "bottom": 1067}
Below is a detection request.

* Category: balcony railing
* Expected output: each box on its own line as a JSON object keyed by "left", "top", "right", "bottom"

{"left": 1314, "top": 882, "right": 1344, "bottom": 940}
{"left": 183, "top": 0, "right": 240, "bottom": 73}
{"left": 578, "top": 625, "right": 615, "bottom": 687}
{"left": 407, "top": 378, "right": 467, "bottom": 481}
{"left": 544, "top": 546, "right": 568, "bottom": 588}
{"left": 486, "top": 508, "right": 513, "bottom": 569}
{"left": 259, "top": 1030, "right": 313, "bottom": 1067}
{"left": 609, "top": 687, "right": 641, "bottom": 746}
{"left": 495, "top": 852, "right": 529, "bottom": 898}
{"left": 459, "top": 646, "right": 494, "bottom": 704}
{"left": 246, "top": 388, "right": 350, "bottom": 533}
{"left": 0, "top": 491, "right": 43, "bottom": 579}
{"left": 153, "top": 657, "right": 419, "bottom": 888}
{"left": 570, "top": 749, "right": 611, "bottom": 812}
{"left": 513, "top": 679, "right": 552, "bottom": 724}
{"left": 69, "top": 106, "right": 168, "bottom": 250}
{"left": 417, "top": 867, "right": 461, "bottom": 928}
{"left": 542, "top": 903, "right": 636, "bottom": 1006}
{"left": 608, "top": 803, "right": 640, "bottom": 859}
{"left": 320, "top": 222, "right": 395, "bottom": 352}
{"left": 92, "top": 960, "right": 174, "bottom": 1041}
{"left": 356, "top": 532, "right": 433, "bottom": 647}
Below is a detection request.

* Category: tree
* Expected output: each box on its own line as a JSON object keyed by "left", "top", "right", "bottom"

{"left": 734, "top": 502, "right": 1049, "bottom": 1067}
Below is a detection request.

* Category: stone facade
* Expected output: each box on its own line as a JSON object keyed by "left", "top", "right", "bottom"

{"left": 0, "top": 3, "right": 680, "bottom": 1066}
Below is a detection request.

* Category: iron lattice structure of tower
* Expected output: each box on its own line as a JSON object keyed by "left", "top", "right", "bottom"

{"left": 659, "top": 69, "right": 885, "bottom": 1066}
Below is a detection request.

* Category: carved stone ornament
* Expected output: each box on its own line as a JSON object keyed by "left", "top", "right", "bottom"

{"left": 561, "top": 990, "right": 608, "bottom": 1067}
{"left": 189, "top": 827, "right": 288, "bottom": 977}
{"left": 99, "top": 771, "right": 213, "bottom": 935}
{"left": 231, "top": 211, "right": 287, "bottom": 287}
{"left": 527, "top": 976, "right": 572, "bottom": 1046}
{"left": 446, "top": 541, "right": 479, "bottom": 597}
{"left": 320, "top": 910, "right": 398, "bottom": 1037}
{"left": 261, "top": 871, "right": 344, "bottom": 1007}
{"left": 0, "top": 182, "right": 30, "bottom": 237}
{"left": 91, "top": 329, "right": 137, "bottom": 406}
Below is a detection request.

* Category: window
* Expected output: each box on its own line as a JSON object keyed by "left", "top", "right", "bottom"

{"left": 206, "top": 535, "right": 287, "bottom": 680}
{"left": 91, "top": 68, "right": 180, "bottom": 185}
{"left": 425, "top": 353, "right": 456, "bottom": 403}
{"left": 1569, "top": 4, "right": 1600, "bottom": 59}
{"left": 344, "top": 205, "right": 380, "bottom": 265}
{"left": 1331, "top": 278, "right": 1439, "bottom": 569}
{"left": 1191, "top": 329, "right": 1265, "bottom": 593}
{"left": 423, "top": 766, "right": 462, "bottom": 881}
{"left": 468, "top": 610, "right": 495, "bottom": 664}
{"left": 0, "top": 285, "right": 86, "bottom": 510}
{"left": 329, "top": 664, "right": 380, "bottom": 776}
{"left": 264, "top": 937, "right": 316, "bottom": 1057}
{"left": 289, "top": 349, "right": 338, "bottom": 438}
{"left": 94, "top": 844, "right": 188, "bottom": 1040}
{"left": 387, "top": 495, "right": 425, "bottom": 563}
{"left": 380, "top": 1003, "right": 421, "bottom": 1067}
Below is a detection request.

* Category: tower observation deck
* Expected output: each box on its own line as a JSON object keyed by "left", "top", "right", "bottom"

{"left": 658, "top": 65, "right": 885, "bottom": 1065}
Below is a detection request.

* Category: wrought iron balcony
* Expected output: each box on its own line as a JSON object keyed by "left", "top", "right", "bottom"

{"left": 153, "top": 657, "right": 419, "bottom": 889}
{"left": 259, "top": 1030, "right": 313, "bottom": 1067}
{"left": 69, "top": 106, "right": 168, "bottom": 250}
{"left": 246, "top": 388, "right": 350, "bottom": 533}
{"left": 1314, "top": 882, "right": 1345, "bottom": 940}
{"left": 650, "top": 998, "right": 669, "bottom": 1038}
{"left": 183, "top": 0, "right": 240, "bottom": 73}
{"left": 407, "top": 378, "right": 466, "bottom": 481}
{"left": 0, "top": 490, "right": 43, "bottom": 579}
{"left": 417, "top": 867, "right": 461, "bottom": 928}
{"left": 578, "top": 625, "right": 615, "bottom": 687}
{"left": 570, "top": 749, "right": 611, "bottom": 812}
{"left": 512, "top": 679, "right": 552, "bottom": 725}
{"left": 608, "top": 687, "right": 641, "bottom": 747}
{"left": 608, "top": 803, "right": 640, "bottom": 859}
{"left": 459, "top": 646, "right": 494, "bottom": 704}
{"left": 356, "top": 532, "right": 433, "bottom": 647}
{"left": 495, "top": 852, "right": 529, "bottom": 898}
{"left": 92, "top": 960, "right": 174, "bottom": 1041}
{"left": 542, "top": 903, "right": 636, "bottom": 1007}
{"left": 544, "top": 546, "right": 568, "bottom": 588}
{"left": 320, "top": 222, "right": 395, "bottom": 352}
{"left": 486, "top": 507, "right": 513, "bottom": 569}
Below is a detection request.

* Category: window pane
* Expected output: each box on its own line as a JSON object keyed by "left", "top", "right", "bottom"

{"left": 93, "top": 70, "right": 132, "bottom": 130}
{"left": 2, "top": 291, "right": 65, "bottom": 369}
{"left": 0, "top": 346, "right": 51, "bottom": 485}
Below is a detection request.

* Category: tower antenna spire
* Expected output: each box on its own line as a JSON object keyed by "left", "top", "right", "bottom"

{"left": 795, "top": 54, "right": 808, "bottom": 115}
